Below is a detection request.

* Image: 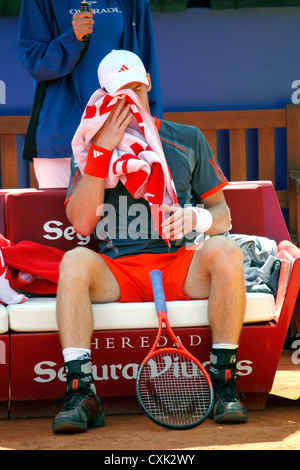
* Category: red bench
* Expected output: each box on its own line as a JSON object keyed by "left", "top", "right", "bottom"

{"left": 0, "top": 181, "right": 299, "bottom": 418}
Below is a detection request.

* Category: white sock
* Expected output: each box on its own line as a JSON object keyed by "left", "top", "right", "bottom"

{"left": 212, "top": 343, "right": 238, "bottom": 349}
{"left": 63, "top": 347, "right": 91, "bottom": 363}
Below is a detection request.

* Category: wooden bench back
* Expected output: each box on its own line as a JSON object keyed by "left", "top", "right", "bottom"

{"left": 0, "top": 104, "right": 299, "bottom": 243}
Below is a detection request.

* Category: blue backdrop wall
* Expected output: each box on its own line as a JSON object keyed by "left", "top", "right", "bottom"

{"left": 152, "top": 6, "right": 300, "bottom": 112}
{"left": 0, "top": 6, "right": 299, "bottom": 116}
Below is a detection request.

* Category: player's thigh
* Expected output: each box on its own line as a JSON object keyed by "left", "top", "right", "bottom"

{"left": 182, "top": 243, "right": 211, "bottom": 300}
{"left": 60, "top": 247, "right": 121, "bottom": 302}
{"left": 83, "top": 250, "right": 121, "bottom": 303}
{"left": 182, "top": 235, "right": 239, "bottom": 299}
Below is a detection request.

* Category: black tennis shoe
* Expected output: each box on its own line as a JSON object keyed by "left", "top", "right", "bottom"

{"left": 209, "top": 347, "right": 247, "bottom": 423}
{"left": 212, "top": 375, "right": 248, "bottom": 423}
{"left": 52, "top": 383, "right": 106, "bottom": 434}
{"left": 52, "top": 358, "right": 106, "bottom": 434}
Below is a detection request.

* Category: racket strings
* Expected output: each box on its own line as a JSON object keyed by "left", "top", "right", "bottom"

{"left": 139, "top": 350, "right": 212, "bottom": 427}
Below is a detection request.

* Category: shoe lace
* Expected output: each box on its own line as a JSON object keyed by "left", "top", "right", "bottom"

{"left": 215, "top": 375, "right": 245, "bottom": 402}
{"left": 53, "top": 388, "right": 93, "bottom": 413}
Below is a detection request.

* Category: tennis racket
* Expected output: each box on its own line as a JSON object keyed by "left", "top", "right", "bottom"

{"left": 136, "top": 269, "right": 214, "bottom": 430}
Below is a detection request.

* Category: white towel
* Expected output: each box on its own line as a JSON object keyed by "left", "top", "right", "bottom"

{"left": 72, "top": 88, "right": 178, "bottom": 245}
{"left": 0, "top": 248, "right": 27, "bottom": 305}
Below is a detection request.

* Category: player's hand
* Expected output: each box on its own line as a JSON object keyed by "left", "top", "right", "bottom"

{"left": 72, "top": 11, "right": 94, "bottom": 41}
{"left": 161, "top": 204, "right": 196, "bottom": 240}
{"left": 92, "top": 98, "right": 132, "bottom": 151}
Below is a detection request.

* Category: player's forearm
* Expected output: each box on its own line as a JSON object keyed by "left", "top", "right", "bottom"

{"left": 205, "top": 203, "right": 232, "bottom": 236}
{"left": 66, "top": 174, "right": 105, "bottom": 236}
{"left": 66, "top": 141, "right": 112, "bottom": 235}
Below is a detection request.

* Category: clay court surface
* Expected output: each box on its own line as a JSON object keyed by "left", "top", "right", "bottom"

{"left": 0, "top": 350, "right": 299, "bottom": 451}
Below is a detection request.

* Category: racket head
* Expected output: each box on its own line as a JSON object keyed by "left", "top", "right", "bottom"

{"left": 136, "top": 347, "right": 214, "bottom": 430}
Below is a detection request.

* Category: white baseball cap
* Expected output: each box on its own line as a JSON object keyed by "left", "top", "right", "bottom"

{"left": 97, "top": 49, "right": 149, "bottom": 93}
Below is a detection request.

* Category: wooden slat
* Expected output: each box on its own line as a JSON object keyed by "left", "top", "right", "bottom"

{"left": 286, "top": 104, "right": 300, "bottom": 169}
{"left": 229, "top": 129, "right": 247, "bottom": 181}
{"left": 276, "top": 190, "right": 288, "bottom": 209}
{"left": 258, "top": 128, "right": 275, "bottom": 185}
{"left": 0, "top": 116, "right": 29, "bottom": 134}
{"left": 202, "top": 129, "right": 217, "bottom": 157}
{"left": 164, "top": 109, "right": 286, "bottom": 130}
{"left": 0, "top": 135, "right": 18, "bottom": 188}
{"left": 0, "top": 116, "right": 31, "bottom": 189}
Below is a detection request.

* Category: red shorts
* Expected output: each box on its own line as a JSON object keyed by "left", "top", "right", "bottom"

{"left": 100, "top": 246, "right": 196, "bottom": 302}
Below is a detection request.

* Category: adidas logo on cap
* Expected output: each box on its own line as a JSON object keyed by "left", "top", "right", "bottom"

{"left": 98, "top": 49, "right": 148, "bottom": 93}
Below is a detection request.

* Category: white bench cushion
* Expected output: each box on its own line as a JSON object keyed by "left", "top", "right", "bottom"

{"left": 0, "top": 305, "right": 8, "bottom": 334}
{"left": 7, "top": 292, "right": 275, "bottom": 333}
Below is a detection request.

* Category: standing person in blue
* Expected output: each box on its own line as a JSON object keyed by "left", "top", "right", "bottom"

{"left": 18, "top": 0, "right": 162, "bottom": 188}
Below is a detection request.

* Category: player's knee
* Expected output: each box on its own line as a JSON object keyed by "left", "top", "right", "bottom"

{"left": 59, "top": 247, "right": 93, "bottom": 285}
{"left": 221, "top": 237, "right": 243, "bottom": 265}
{"left": 206, "top": 236, "right": 244, "bottom": 276}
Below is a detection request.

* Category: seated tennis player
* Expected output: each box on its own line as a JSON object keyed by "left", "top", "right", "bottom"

{"left": 52, "top": 50, "right": 248, "bottom": 434}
